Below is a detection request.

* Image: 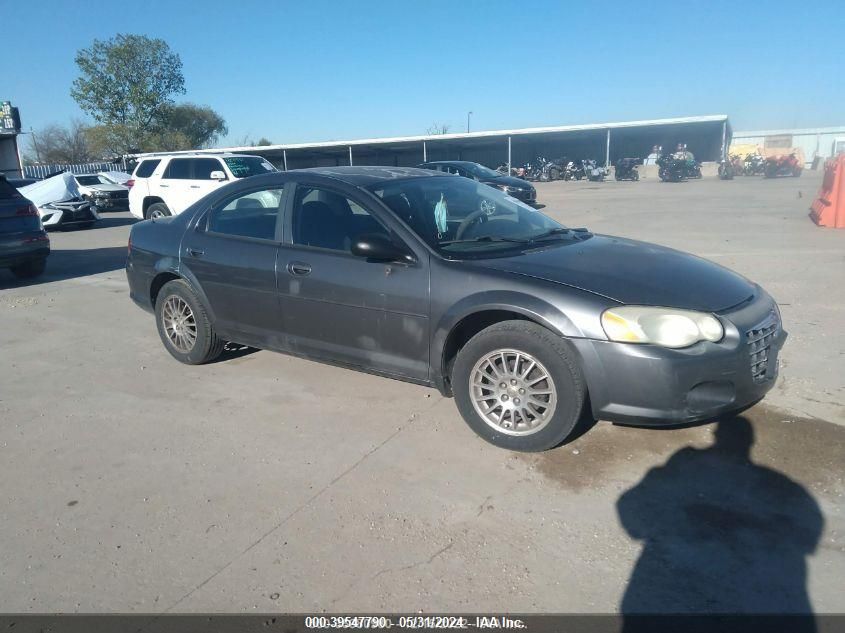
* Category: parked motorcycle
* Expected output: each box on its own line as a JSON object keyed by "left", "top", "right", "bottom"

{"left": 743, "top": 153, "right": 766, "bottom": 176}
{"left": 615, "top": 158, "right": 640, "bottom": 181}
{"left": 764, "top": 153, "right": 802, "bottom": 178}
{"left": 657, "top": 153, "right": 686, "bottom": 182}
{"left": 718, "top": 157, "right": 735, "bottom": 180}
{"left": 582, "top": 159, "right": 607, "bottom": 182}
{"left": 684, "top": 158, "right": 702, "bottom": 179}
{"left": 564, "top": 161, "right": 584, "bottom": 181}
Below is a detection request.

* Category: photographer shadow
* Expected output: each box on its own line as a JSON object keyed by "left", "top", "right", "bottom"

{"left": 617, "top": 415, "right": 823, "bottom": 631}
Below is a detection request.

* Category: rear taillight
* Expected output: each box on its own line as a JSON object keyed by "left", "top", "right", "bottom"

{"left": 125, "top": 179, "right": 135, "bottom": 189}
{"left": 16, "top": 203, "right": 38, "bottom": 217}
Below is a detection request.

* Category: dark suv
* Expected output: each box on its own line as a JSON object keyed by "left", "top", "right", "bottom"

{"left": 418, "top": 161, "right": 537, "bottom": 204}
{"left": 127, "top": 167, "right": 785, "bottom": 452}
{"left": 0, "top": 176, "right": 50, "bottom": 279}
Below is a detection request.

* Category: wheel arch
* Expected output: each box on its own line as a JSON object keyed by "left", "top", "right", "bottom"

{"left": 433, "top": 291, "right": 584, "bottom": 396}
{"left": 148, "top": 263, "right": 218, "bottom": 325}
{"left": 142, "top": 196, "right": 166, "bottom": 217}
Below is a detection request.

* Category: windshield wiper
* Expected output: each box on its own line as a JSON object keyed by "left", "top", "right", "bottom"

{"left": 528, "top": 227, "right": 572, "bottom": 242}
{"left": 439, "top": 235, "right": 530, "bottom": 245}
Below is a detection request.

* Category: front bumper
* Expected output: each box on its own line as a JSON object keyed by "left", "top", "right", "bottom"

{"left": 572, "top": 294, "right": 786, "bottom": 425}
{"left": 91, "top": 194, "right": 129, "bottom": 211}
{"left": 40, "top": 202, "right": 100, "bottom": 228}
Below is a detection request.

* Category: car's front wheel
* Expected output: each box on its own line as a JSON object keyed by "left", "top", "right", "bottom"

{"left": 452, "top": 320, "right": 586, "bottom": 452}
{"left": 155, "top": 279, "right": 225, "bottom": 364}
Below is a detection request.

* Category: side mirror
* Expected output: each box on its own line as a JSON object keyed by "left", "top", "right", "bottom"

{"left": 351, "top": 233, "right": 414, "bottom": 263}
{"left": 209, "top": 170, "right": 227, "bottom": 181}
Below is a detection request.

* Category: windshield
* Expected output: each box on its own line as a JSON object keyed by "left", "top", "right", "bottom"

{"left": 76, "top": 175, "right": 108, "bottom": 186}
{"left": 466, "top": 163, "right": 502, "bottom": 179}
{"left": 370, "top": 176, "right": 569, "bottom": 258}
{"left": 223, "top": 156, "right": 278, "bottom": 178}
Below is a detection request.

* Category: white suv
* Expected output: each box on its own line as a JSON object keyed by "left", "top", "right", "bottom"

{"left": 128, "top": 153, "right": 278, "bottom": 219}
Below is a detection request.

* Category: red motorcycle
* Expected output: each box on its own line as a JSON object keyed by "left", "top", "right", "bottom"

{"left": 764, "top": 153, "right": 802, "bottom": 178}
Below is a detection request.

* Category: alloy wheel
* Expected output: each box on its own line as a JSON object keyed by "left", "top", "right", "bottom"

{"left": 162, "top": 295, "right": 197, "bottom": 352}
{"left": 469, "top": 348, "right": 557, "bottom": 436}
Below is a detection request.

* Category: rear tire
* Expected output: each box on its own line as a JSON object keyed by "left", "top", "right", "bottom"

{"left": 155, "top": 279, "right": 225, "bottom": 365}
{"left": 146, "top": 203, "right": 172, "bottom": 220}
{"left": 452, "top": 320, "right": 587, "bottom": 452}
{"left": 10, "top": 258, "right": 46, "bottom": 279}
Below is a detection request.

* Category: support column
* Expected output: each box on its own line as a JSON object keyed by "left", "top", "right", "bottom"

{"left": 423, "top": 141, "right": 427, "bottom": 162}
{"left": 283, "top": 150, "right": 288, "bottom": 171}
{"left": 605, "top": 128, "right": 611, "bottom": 168}
{"left": 721, "top": 120, "right": 727, "bottom": 161}
{"left": 348, "top": 146, "right": 353, "bottom": 166}
{"left": 507, "top": 136, "right": 512, "bottom": 173}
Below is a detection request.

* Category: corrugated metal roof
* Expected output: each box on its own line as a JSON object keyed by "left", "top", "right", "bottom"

{"left": 134, "top": 115, "right": 729, "bottom": 158}
{"left": 734, "top": 125, "right": 845, "bottom": 137}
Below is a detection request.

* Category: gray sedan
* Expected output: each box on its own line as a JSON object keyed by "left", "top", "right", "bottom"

{"left": 126, "top": 167, "right": 785, "bottom": 451}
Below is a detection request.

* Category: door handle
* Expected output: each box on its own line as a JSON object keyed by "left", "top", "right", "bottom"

{"left": 287, "top": 261, "right": 311, "bottom": 276}
{"left": 187, "top": 248, "right": 204, "bottom": 257}
{"left": 159, "top": 184, "right": 169, "bottom": 188}
{"left": 190, "top": 185, "right": 200, "bottom": 189}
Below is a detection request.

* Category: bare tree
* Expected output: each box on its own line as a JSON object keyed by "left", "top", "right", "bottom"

{"left": 426, "top": 123, "right": 451, "bottom": 135}
{"left": 27, "top": 120, "right": 95, "bottom": 164}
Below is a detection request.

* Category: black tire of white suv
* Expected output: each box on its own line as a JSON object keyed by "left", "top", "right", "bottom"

{"left": 146, "top": 203, "right": 172, "bottom": 220}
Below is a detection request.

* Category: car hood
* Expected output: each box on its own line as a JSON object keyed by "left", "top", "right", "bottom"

{"left": 475, "top": 234, "right": 756, "bottom": 312}
{"left": 481, "top": 174, "right": 534, "bottom": 189}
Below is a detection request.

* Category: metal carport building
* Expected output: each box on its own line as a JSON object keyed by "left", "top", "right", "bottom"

{"left": 160, "top": 115, "right": 731, "bottom": 171}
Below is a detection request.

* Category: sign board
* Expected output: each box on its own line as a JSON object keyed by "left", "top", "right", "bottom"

{"left": 1, "top": 101, "right": 21, "bottom": 134}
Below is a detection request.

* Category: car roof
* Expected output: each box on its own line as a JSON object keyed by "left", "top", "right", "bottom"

{"left": 294, "top": 166, "right": 450, "bottom": 187}
{"left": 422, "top": 160, "right": 478, "bottom": 167}
{"left": 138, "top": 152, "right": 263, "bottom": 160}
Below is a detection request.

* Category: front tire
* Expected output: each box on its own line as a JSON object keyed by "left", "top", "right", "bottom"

{"left": 10, "top": 258, "right": 46, "bottom": 279}
{"left": 452, "top": 321, "right": 586, "bottom": 452}
{"left": 155, "top": 279, "right": 225, "bottom": 364}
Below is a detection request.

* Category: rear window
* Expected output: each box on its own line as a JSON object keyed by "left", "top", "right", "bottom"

{"left": 223, "top": 156, "right": 277, "bottom": 178}
{"left": 134, "top": 159, "right": 161, "bottom": 178}
{"left": 0, "top": 178, "right": 22, "bottom": 200}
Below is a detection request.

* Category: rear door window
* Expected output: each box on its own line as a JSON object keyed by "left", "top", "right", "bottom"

{"left": 163, "top": 159, "right": 192, "bottom": 179}
{"left": 134, "top": 159, "right": 161, "bottom": 178}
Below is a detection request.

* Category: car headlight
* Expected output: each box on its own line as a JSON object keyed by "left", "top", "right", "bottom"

{"left": 601, "top": 306, "right": 724, "bottom": 348}
{"left": 497, "top": 184, "right": 518, "bottom": 193}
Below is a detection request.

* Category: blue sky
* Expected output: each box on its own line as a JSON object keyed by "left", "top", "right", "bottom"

{"left": 5, "top": 0, "right": 844, "bottom": 147}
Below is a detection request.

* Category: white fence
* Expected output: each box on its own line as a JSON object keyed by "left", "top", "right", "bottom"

{"left": 23, "top": 160, "right": 129, "bottom": 179}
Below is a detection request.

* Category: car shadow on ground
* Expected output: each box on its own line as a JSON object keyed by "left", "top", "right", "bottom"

{"left": 617, "top": 415, "right": 822, "bottom": 632}
{"left": 210, "top": 342, "right": 261, "bottom": 364}
{"left": 0, "top": 247, "right": 128, "bottom": 289}
{"left": 50, "top": 216, "right": 137, "bottom": 232}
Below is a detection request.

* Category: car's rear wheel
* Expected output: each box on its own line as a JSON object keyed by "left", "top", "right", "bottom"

{"left": 155, "top": 279, "right": 225, "bottom": 364}
{"left": 452, "top": 320, "right": 586, "bottom": 452}
{"left": 146, "top": 203, "right": 171, "bottom": 220}
{"left": 10, "top": 258, "right": 46, "bottom": 279}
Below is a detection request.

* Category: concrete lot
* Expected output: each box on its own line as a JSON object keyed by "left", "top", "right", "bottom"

{"left": 0, "top": 173, "right": 843, "bottom": 614}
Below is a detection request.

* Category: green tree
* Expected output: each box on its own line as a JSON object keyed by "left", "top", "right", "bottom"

{"left": 153, "top": 103, "right": 228, "bottom": 150}
{"left": 71, "top": 34, "right": 185, "bottom": 152}
{"left": 256, "top": 137, "right": 273, "bottom": 146}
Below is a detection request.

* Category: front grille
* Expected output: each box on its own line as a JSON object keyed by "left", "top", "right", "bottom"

{"left": 746, "top": 312, "right": 778, "bottom": 383}
{"left": 108, "top": 191, "right": 128, "bottom": 200}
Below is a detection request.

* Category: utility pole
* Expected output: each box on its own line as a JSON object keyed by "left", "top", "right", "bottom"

{"left": 467, "top": 111, "right": 473, "bottom": 133}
